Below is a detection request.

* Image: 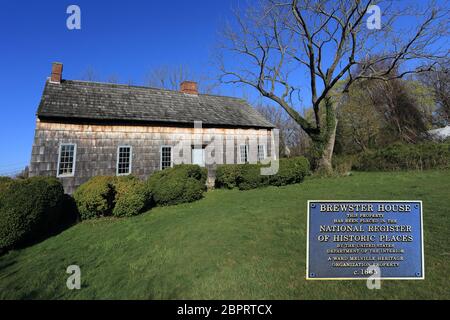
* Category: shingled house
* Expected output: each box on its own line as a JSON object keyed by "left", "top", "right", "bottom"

{"left": 29, "top": 63, "right": 275, "bottom": 193}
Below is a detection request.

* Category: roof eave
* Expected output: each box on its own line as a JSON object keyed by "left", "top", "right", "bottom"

{"left": 37, "top": 114, "right": 275, "bottom": 130}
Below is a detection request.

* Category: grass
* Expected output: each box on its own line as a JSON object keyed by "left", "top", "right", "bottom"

{"left": 0, "top": 170, "right": 449, "bottom": 299}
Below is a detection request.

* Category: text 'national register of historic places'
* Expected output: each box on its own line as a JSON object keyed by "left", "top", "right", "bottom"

{"left": 306, "top": 201, "right": 424, "bottom": 280}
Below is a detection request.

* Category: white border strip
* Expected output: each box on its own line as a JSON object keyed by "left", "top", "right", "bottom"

{"left": 306, "top": 200, "right": 425, "bottom": 281}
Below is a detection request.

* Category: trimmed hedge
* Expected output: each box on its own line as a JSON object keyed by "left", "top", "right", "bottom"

{"left": 146, "top": 165, "right": 207, "bottom": 206}
{"left": 74, "top": 175, "right": 153, "bottom": 220}
{"left": 215, "top": 164, "right": 265, "bottom": 190}
{"left": 73, "top": 176, "right": 116, "bottom": 220}
{"left": 215, "top": 165, "right": 241, "bottom": 189}
{"left": 0, "top": 177, "right": 65, "bottom": 252}
{"left": 354, "top": 142, "right": 450, "bottom": 171}
{"left": 74, "top": 166, "right": 207, "bottom": 219}
{"left": 238, "top": 164, "right": 269, "bottom": 190}
{"left": 113, "top": 176, "right": 152, "bottom": 217}
{"left": 215, "top": 156, "right": 310, "bottom": 190}
{"left": 269, "top": 157, "right": 310, "bottom": 186}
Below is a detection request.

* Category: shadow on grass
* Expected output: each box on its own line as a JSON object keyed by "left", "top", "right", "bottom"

{"left": 1, "top": 194, "right": 80, "bottom": 257}
{"left": 0, "top": 259, "right": 17, "bottom": 273}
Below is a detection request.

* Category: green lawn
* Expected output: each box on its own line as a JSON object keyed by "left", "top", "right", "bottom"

{"left": 0, "top": 170, "right": 449, "bottom": 299}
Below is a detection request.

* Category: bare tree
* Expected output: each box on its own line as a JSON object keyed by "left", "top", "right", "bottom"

{"left": 80, "top": 67, "right": 98, "bottom": 81}
{"left": 145, "top": 65, "right": 192, "bottom": 90}
{"left": 218, "top": 0, "right": 448, "bottom": 173}
{"left": 256, "top": 104, "right": 310, "bottom": 157}
{"left": 145, "top": 65, "right": 218, "bottom": 94}
{"left": 80, "top": 68, "right": 121, "bottom": 84}
{"left": 417, "top": 64, "right": 450, "bottom": 126}
{"left": 107, "top": 74, "right": 120, "bottom": 84}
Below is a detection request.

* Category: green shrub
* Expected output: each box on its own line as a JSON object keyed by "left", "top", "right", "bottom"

{"left": 146, "top": 165, "right": 207, "bottom": 206}
{"left": 73, "top": 176, "right": 116, "bottom": 220}
{"left": 215, "top": 157, "right": 310, "bottom": 190}
{"left": 0, "top": 176, "right": 12, "bottom": 183}
{"left": 216, "top": 164, "right": 265, "bottom": 190}
{"left": 269, "top": 157, "right": 310, "bottom": 186}
{"left": 215, "top": 165, "right": 243, "bottom": 189}
{"left": 0, "top": 176, "right": 12, "bottom": 193}
{"left": 354, "top": 142, "right": 450, "bottom": 171}
{"left": 179, "top": 178, "right": 207, "bottom": 203}
{"left": 237, "top": 164, "right": 270, "bottom": 190}
{"left": 0, "top": 177, "right": 65, "bottom": 251}
{"left": 112, "top": 176, "right": 152, "bottom": 217}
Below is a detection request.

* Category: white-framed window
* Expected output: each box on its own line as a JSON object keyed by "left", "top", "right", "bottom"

{"left": 257, "top": 144, "right": 266, "bottom": 162}
{"left": 117, "top": 146, "right": 132, "bottom": 175}
{"left": 57, "top": 143, "right": 77, "bottom": 177}
{"left": 160, "top": 146, "right": 173, "bottom": 170}
{"left": 239, "top": 144, "right": 249, "bottom": 164}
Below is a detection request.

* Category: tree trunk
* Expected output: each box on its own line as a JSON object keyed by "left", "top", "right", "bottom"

{"left": 312, "top": 95, "right": 340, "bottom": 175}
{"left": 316, "top": 118, "right": 337, "bottom": 174}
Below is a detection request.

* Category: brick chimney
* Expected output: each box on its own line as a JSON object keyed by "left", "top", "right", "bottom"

{"left": 180, "top": 81, "right": 198, "bottom": 95}
{"left": 50, "top": 62, "right": 63, "bottom": 83}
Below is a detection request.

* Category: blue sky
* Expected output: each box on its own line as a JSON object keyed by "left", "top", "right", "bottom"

{"left": 0, "top": 0, "right": 447, "bottom": 174}
{"left": 0, "top": 0, "right": 242, "bottom": 174}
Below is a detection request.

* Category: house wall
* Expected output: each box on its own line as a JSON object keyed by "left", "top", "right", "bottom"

{"left": 29, "top": 119, "right": 273, "bottom": 194}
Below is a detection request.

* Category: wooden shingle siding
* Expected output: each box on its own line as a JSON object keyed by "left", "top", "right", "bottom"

{"left": 29, "top": 119, "right": 272, "bottom": 194}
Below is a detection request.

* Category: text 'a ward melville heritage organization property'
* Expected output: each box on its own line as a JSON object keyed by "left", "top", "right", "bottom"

{"left": 307, "top": 201, "right": 424, "bottom": 280}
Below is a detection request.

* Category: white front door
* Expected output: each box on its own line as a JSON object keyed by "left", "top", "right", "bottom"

{"left": 192, "top": 148, "right": 205, "bottom": 167}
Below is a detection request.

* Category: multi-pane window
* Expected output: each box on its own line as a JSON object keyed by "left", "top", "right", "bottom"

{"left": 117, "top": 146, "right": 132, "bottom": 175}
{"left": 257, "top": 144, "right": 266, "bottom": 162}
{"left": 57, "top": 143, "right": 76, "bottom": 177}
{"left": 239, "top": 144, "right": 249, "bottom": 164}
{"left": 161, "top": 146, "right": 173, "bottom": 170}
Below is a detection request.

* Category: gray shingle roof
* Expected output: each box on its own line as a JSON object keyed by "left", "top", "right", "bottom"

{"left": 37, "top": 80, "right": 274, "bottom": 128}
